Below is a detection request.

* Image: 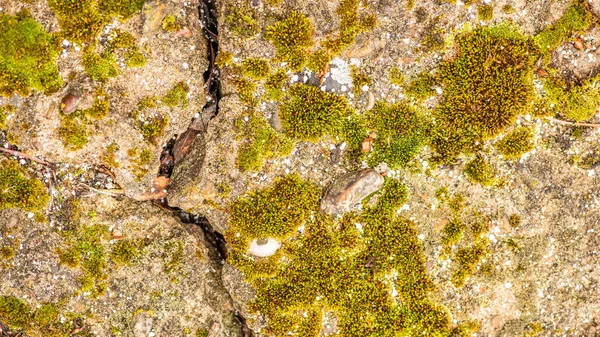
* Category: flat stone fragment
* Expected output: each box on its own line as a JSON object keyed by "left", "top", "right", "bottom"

{"left": 320, "top": 169, "right": 384, "bottom": 215}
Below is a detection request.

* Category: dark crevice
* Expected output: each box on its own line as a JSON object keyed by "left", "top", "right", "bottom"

{"left": 155, "top": 2, "right": 253, "bottom": 336}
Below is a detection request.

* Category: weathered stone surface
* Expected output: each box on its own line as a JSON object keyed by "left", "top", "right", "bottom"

{"left": 0, "top": 196, "right": 240, "bottom": 337}
{"left": 320, "top": 169, "right": 384, "bottom": 215}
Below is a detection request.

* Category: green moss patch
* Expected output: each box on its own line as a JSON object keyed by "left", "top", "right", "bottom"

{"left": 264, "top": 69, "right": 287, "bottom": 101}
{"left": 0, "top": 11, "right": 62, "bottom": 97}
{"left": 496, "top": 127, "right": 534, "bottom": 160}
{"left": 163, "top": 81, "right": 189, "bottom": 108}
{"left": 544, "top": 74, "right": 600, "bottom": 122}
{"left": 0, "top": 160, "right": 49, "bottom": 214}
{"left": 266, "top": 11, "right": 314, "bottom": 71}
{"left": 237, "top": 112, "right": 294, "bottom": 172}
{"left": 431, "top": 25, "right": 537, "bottom": 163}
{"left": 477, "top": 5, "right": 494, "bottom": 21}
{"left": 534, "top": 0, "right": 593, "bottom": 60}
{"left": 226, "top": 176, "right": 465, "bottom": 336}
{"left": 279, "top": 84, "right": 353, "bottom": 141}
{"left": 0, "top": 296, "right": 75, "bottom": 336}
{"left": 225, "top": 6, "right": 259, "bottom": 39}
{"left": 82, "top": 48, "right": 119, "bottom": 82}
{"left": 363, "top": 101, "right": 428, "bottom": 169}
{"left": 350, "top": 66, "right": 372, "bottom": 97}
{"left": 405, "top": 72, "right": 436, "bottom": 100}
{"left": 59, "top": 89, "right": 111, "bottom": 150}
{"left": 48, "top": 0, "right": 144, "bottom": 44}
{"left": 242, "top": 58, "right": 271, "bottom": 80}
{"left": 464, "top": 155, "right": 496, "bottom": 186}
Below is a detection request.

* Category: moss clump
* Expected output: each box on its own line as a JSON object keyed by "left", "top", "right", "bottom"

{"left": 32, "top": 304, "right": 60, "bottom": 326}
{"left": 125, "top": 48, "right": 147, "bottom": 68}
{"left": 502, "top": 4, "right": 515, "bottom": 14}
{"left": 110, "top": 239, "right": 139, "bottom": 265}
{"left": 101, "top": 142, "right": 120, "bottom": 168}
{"left": 264, "top": 69, "right": 287, "bottom": 101}
{"left": 227, "top": 176, "right": 453, "bottom": 336}
{"left": 196, "top": 328, "right": 209, "bottom": 337}
{"left": 448, "top": 193, "right": 465, "bottom": 213}
{"left": 432, "top": 25, "right": 537, "bottom": 163}
{"left": 82, "top": 49, "right": 119, "bottom": 82}
{"left": 496, "top": 127, "right": 534, "bottom": 160}
{"left": 0, "top": 11, "right": 62, "bottom": 97}
{"left": 534, "top": 0, "right": 592, "bottom": 60}
{"left": 48, "top": 0, "right": 143, "bottom": 43}
{"left": 241, "top": 58, "right": 271, "bottom": 80}
{"left": 364, "top": 101, "right": 429, "bottom": 169}
{"left": 85, "top": 89, "right": 110, "bottom": 119}
{"left": 279, "top": 84, "right": 352, "bottom": 141}
{"left": 389, "top": 66, "right": 405, "bottom": 86}
{"left": 163, "top": 81, "right": 189, "bottom": 108}
{"left": 544, "top": 74, "right": 600, "bottom": 122}
{"left": 0, "top": 160, "right": 49, "bottom": 213}
{"left": 59, "top": 113, "right": 88, "bottom": 150}
{"left": 477, "top": 5, "right": 494, "bottom": 21}
{"left": 0, "top": 296, "right": 29, "bottom": 328}
{"left": 405, "top": 72, "right": 436, "bottom": 100}
{"left": 306, "top": 49, "right": 331, "bottom": 73}
{"left": 215, "top": 51, "right": 233, "bottom": 67}
{"left": 140, "top": 114, "right": 169, "bottom": 144}
{"left": 229, "top": 174, "right": 319, "bottom": 239}
{"left": 509, "top": 213, "right": 521, "bottom": 228}
{"left": 0, "top": 245, "right": 15, "bottom": 260}
{"left": 0, "top": 106, "right": 7, "bottom": 129}
{"left": 58, "top": 246, "right": 81, "bottom": 268}
{"left": 225, "top": 6, "right": 259, "bottom": 39}
{"left": 441, "top": 217, "right": 466, "bottom": 248}
{"left": 235, "top": 77, "right": 257, "bottom": 106}
{"left": 266, "top": 11, "right": 314, "bottom": 71}
{"left": 464, "top": 155, "right": 496, "bottom": 187}
{"left": 451, "top": 239, "right": 489, "bottom": 287}
{"left": 162, "top": 14, "right": 179, "bottom": 31}
{"left": 128, "top": 147, "right": 154, "bottom": 180}
{"left": 350, "top": 66, "right": 372, "bottom": 97}
{"left": 237, "top": 112, "right": 294, "bottom": 172}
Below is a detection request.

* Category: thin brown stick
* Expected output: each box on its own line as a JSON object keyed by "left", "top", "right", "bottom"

{"left": 549, "top": 118, "right": 600, "bottom": 128}
{"left": 0, "top": 147, "right": 54, "bottom": 166}
{"left": 80, "top": 183, "right": 125, "bottom": 197}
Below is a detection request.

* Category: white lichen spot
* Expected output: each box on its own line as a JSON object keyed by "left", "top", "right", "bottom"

{"left": 249, "top": 238, "right": 281, "bottom": 257}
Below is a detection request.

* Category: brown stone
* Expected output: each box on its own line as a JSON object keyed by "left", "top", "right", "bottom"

{"left": 320, "top": 169, "right": 384, "bottom": 215}
{"left": 60, "top": 93, "right": 80, "bottom": 113}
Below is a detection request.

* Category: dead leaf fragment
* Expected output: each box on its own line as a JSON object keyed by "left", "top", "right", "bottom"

{"left": 536, "top": 68, "right": 548, "bottom": 77}
{"left": 135, "top": 176, "right": 172, "bottom": 201}
{"left": 574, "top": 37, "right": 584, "bottom": 50}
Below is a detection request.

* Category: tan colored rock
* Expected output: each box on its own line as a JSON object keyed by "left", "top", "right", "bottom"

{"left": 321, "top": 169, "right": 384, "bottom": 215}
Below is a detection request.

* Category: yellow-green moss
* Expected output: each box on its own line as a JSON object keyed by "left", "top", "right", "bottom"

{"left": 140, "top": 115, "right": 169, "bottom": 144}
{"left": 449, "top": 193, "right": 465, "bottom": 213}
{"left": 0, "top": 296, "right": 29, "bottom": 328}
{"left": 242, "top": 58, "right": 271, "bottom": 80}
{"left": 125, "top": 48, "right": 147, "bottom": 68}
{"left": 237, "top": 112, "right": 294, "bottom": 172}
{"left": 544, "top": 74, "right": 600, "bottom": 122}
{"left": 509, "top": 214, "right": 521, "bottom": 228}
{"left": 389, "top": 66, "right": 405, "bottom": 86}
{"left": 350, "top": 66, "right": 372, "bottom": 97}
{"left": 534, "top": 0, "right": 593, "bottom": 60}
{"left": 101, "top": 142, "right": 120, "bottom": 168}
{"left": 464, "top": 155, "right": 496, "bottom": 187}
{"left": 264, "top": 69, "right": 287, "bottom": 101}
{"left": 225, "top": 6, "right": 259, "bottom": 39}
{"left": 405, "top": 72, "right": 436, "bottom": 100}
{"left": 235, "top": 77, "right": 258, "bottom": 106}
{"left": 196, "top": 328, "right": 209, "bottom": 337}
{"left": 364, "top": 101, "right": 428, "bottom": 169}
{"left": 496, "top": 127, "right": 534, "bottom": 160}
{"left": 435, "top": 186, "right": 449, "bottom": 203}
{"left": 502, "top": 4, "right": 515, "bottom": 14}
{"left": 82, "top": 48, "right": 119, "bottom": 82}
{"left": 215, "top": 51, "right": 233, "bottom": 67}
{"left": 32, "top": 304, "right": 60, "bottom": 327}
{"left": 0, "top": 245, "right": 15, "bottom": 260}
{"left": 58, "top": 246, "right": 81, "bottom": 268}
{"left": 163, "top": 81, "right": 189, "bottom": 108}
{"left": 59, "top": 113, "right": 88, "bottom": 150}
{"left": 162, "top": 14, "right": 179, "bottom": 31}
{"left": 432, "top": 24, "right": 537, "bottom": 163}
{"left": 85, "top": 89, "right": 110, "bottom": 120}
{"left": 110, "top": 239, "right": 139, "bottom": 265}
{"left": 266, "top": 11, "right": 314, "bottom": 71}
{"left": 306, "top": 49, "right": 331, "bottom": 73}
{"left": 0, "top": 160, "right": 49, "bottom": 213}
{"left": 0, "top": 106, "right": 7, "bottom": 129}
{"left": 451, "top": 239, "right": 489, "bottom": 287}
{"left": 477, "top": 5, "right": 494, "bottom": 21}
{"left": 441, "top": 217, "right": 466, "bottom": 248}
{"left": 128, "top": 147, "right": 154, "bottom": 180}
{"left": 48, "top": 0, "right": 143, "bottom": 43}
{"left": 0, "top": 11, "right": 62, "bottom": 97}
{"left": 227, "top": 176, "right": 453, "bottom": 336}
{"left": 279, "top": 84, "right": 352, "bottom": 141}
